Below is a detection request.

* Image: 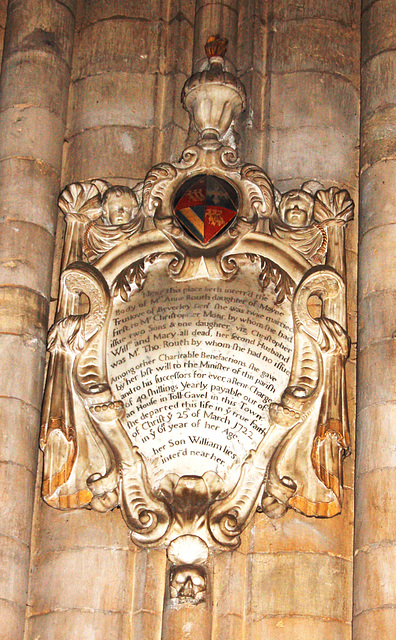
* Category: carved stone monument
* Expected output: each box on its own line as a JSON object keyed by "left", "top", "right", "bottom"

{"left": 41, "top": 36, "right": 353, "bottom": 600}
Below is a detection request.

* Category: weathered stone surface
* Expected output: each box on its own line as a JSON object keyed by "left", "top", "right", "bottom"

{"left": 356, "top": 403, "right": 396, "bottom": 475}
{"left": 252, "top": 487, "right": 354, "bottom": 559}
{"left": 358, "top": 224, "right": 396, "bottom": 299}
{"left": 361, "top": 106, "right": 396, "bottom": 170}
{"left": 0, "top": 600, "right": 25, "bottom": 640}
{"left": 76, "top": 0, "right": 161, "bottom": 25}
{"left": 67, "top": 72, "right": 157, "bottom": 134}
{"left": 0, "top": 51, "right": 70, "bottom": 119}
{"left": 0, "top": 106, "right": 65, "bottom": 171}
{"left": 358, "top": 339, "right": 396, "bottom": 409}
{"left": 4, "top": 0, "right": 75, "bottom": 63}
{"left": 0, "top": 158, "right": 60, "bottom": 234}
{"left": 354, "top": 544, "right": 396, "bottom": 615}
{"left": 268, "top": 126, "right": 358, "bottom": 186}
{"left": 159, "top": 12, "right": 193, "bottom": 75}
{"left": 249, "top": 552, "right": 352, "bottom": 620}
{"left": 271, "top": 20, "right": 359, "bottom": 85}
{"left": 273, "top": 0, "right": 356, "bottom": 24}
{"left": 0, "top": 535, "right": 30, "bottom": 607}
{"left": 353, "top": 608, "right": 396, "bottom": 640}
{"left": 158, "top": 72, "right": 190, "bottom": 130}
{"left": 358, "top": 291, "right": 396, "bottom": 350}
{"left": 193, "top": 2, "right": 238, "bottom": 67}
{"left": 0, "top": 333, "right": 46, "bottom": 409}
{"left": 270, "top": 73, "right": 359, "bottom": 134}
{"left": 360, "top": 159, "right": 396, "bottom": 237}
{"left": 29, "top": 547, "right": 130, "bottom": 614}
{"left": 36, "top": 500, "right": 130, "bottom": 553}
{"left": 0, "top": 221, "right": 54, "bottom": 297}
{"left": 0, "top": 461, "right": 36, "bottom": 545}
{"left": 132, "top": 549, "right": 167, "bottom": 614}
{"left": 246, "top": 616, "right": 351, "bottom": 640}
{"left": 63, "top": 125, "right": 155, "bottom": 183}
{"left": 361, "top": 51, "right": 396, "bottom": 122}
{"left": 362, "top": 0, "right": 396, "bottom": 65}
{"left": 355, "top": 467, "right": 396, "bottom": 549}
{"left": 212, "top": 551, "right": 247, "bottom": 617}
{"left": 71, "top": 18, "right": 160, "bottom": 80}
{"left": 0, "top": 397, "right": 40, "bottom": 471}
{"left": 237, "top": 14, "right": 267, "bottom": 76}
{"left": 26, "top": 609, "right": 127, "bottom": 640}
{"left": 0, "top": 286, "right": 48, "bottom": 337}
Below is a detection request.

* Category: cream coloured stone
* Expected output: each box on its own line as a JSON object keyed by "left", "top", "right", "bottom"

{"left": 249, "top": 552, "right": 352, "bottom": 620}
{"left": 270, "top": 20, "right": 359, "bottom": 85}
{"left": 246, "top": 616, "right": 351, "bottom": 640}
{"left": 193, "top": 3, "right": 238, "bottom": 67}
{"left": 270, "top": 73, "right": 359, "bottom": 134}
{"left": 356, "top": 403, "right": 396, "bottom": 474}
{"left": 212, "top": 551, "right": 247, "bottom": 616}
{"left": 68, "top": 73, "right": 157, "bottom": 134}
{"left": 0, "top": 221, "right": 55, "bottom": 297}
{"left": 360, "top": 159, "right": 396, "bottom": 237}
{"left": 237, "top": 14, "right": 267, "bottom": 77}
{"left": 0, "top": 51, "right": 70, "bottom": 119}
{"left": 354, "top": 545, "right": 396, "bottom": 615}
{"left": 0, "top": 158, "right": 60, "bottom": 234}
{"left": 252, "top": 487, "right": 354, "bottom": 558}
{"left": 355, "top": 468, "right": 396, "bottom": 550}
{"left": 63, "top": 126, "right": 155, "bottom": 183}
{"left": 353, "top": 608, "right": 396, "bottom": 640}
{"left": 0, "top": 334, "right": 46, "bottom": 410}
{"left": 159, "top": 14, "right": 193, "bottom": 76}
{"left": 0, "top": 535, "right": 30, "bottom": 607}
{"left": 71, "top": 18, "right": 161, "bottom": 81}
{"left": 0, "top": 462, "right": 36, "bottom": 545}
{"left": 358, "top": 291, "right": 396, "bottom": 350}
{"left": 273, "top": 0, "right": 356, "bottom": 24}
{"left": 26, "top": 609, "right": 127, "bottom": 640}
{"left": 361, "top": 106, "right": 396, "bottom": 169}
{"left": 358, "top": 224, "right": 396, "bottom": 298}
{"left": 0, "top": 106, "right": 65, "bottom": 171}
{"left": 358, "top": 339, "right": 396, "bottom": 409}
{"left": 268, "top": 126, "right": 358, "bottom": 187}
{"left": 132, "top": 549, "right": 167, "bottom": 614}
{"left": 0, "top": 600, "right": 25, "bottom": 640}
{"left": 29, "top": 547, "right": 130, "bottom": 614}
{"left": 0, "top": 397, "right": 40, "bottom": 472}
{"left": 362, "top": 51, "right": 396, "bottom": 123}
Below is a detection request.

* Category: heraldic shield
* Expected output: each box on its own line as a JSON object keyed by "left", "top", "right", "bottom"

{"left": 174, "top": 174, "right": 238, "bottom": 244}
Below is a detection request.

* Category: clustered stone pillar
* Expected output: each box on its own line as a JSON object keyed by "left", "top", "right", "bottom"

{"left": 354, "top": 1, "right": 396, "bottom": 638}
{"left": 242, "top": 2, "right": 360, "bottom": 638}
{"left": 0, "top": 1, "right": 75, "bottom": 638}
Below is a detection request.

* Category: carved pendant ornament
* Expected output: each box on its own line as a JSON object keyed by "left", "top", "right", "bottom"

{"left": 41, "top": 36, "right": 353, "bottom": 596}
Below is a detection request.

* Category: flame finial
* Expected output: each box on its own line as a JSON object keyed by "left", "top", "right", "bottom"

{"left": 204, "top": 34, "right": 228, "bottom": 60}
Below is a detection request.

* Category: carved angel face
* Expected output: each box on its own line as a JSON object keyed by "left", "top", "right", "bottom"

{"left": 169, "top": 565, "right": 206, "bottom": 601}
{"left": 279, "top": 190, "right": 314, "bottom": 228}
{"left": 103, "top": 188, "right": 138, "bottom": 225}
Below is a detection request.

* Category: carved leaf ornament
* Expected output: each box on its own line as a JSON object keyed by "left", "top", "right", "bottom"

{"left": 41, "top": 36, "right": 353, "bottom": 588}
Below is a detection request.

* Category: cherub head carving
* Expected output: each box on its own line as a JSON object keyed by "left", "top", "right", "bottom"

{"left": 279, "top": 189, "right": 314, "bottom": 229}
{"left": 169, "top": 564, "right": 206, "bottom": 602}
{"left": 102, "top": 186, "right": 139, "bottom": 226}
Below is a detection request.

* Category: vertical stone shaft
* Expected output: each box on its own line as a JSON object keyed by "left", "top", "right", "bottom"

{"left": 354, "top": 2, "right": 396, "bottom": 638}
{"left": 0, "top": 1, "right": 75, "bottom": 639}
{"left": 245, "top": 2, "right": 360, "bottom": 639}
{"left": 193, "top": 0, "right": 239, "bottom": 70}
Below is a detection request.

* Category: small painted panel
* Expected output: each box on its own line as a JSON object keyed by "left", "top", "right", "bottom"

{"left": 174, "top": 174, "right": 238, "bottom": 244}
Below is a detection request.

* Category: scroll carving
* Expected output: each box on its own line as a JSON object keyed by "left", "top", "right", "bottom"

{"left": 41, "top": 36, "right": 354, "bottom": 598}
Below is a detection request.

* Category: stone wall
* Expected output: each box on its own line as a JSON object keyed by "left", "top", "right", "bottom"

{"left": 0, "top": 1, "right": 393, "bottom": 639}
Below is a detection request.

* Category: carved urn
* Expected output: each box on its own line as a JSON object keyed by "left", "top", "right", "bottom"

{"left": 182, "top": 35, "right": 247, "bottom": 144}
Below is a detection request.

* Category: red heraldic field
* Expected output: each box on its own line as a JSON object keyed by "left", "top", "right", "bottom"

{"left": 174, "top": 174, "right": 238, "bottom": 244}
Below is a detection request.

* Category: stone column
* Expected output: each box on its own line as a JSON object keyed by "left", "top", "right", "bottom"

{"left": 0, "top": 1, "right": 75, "bottom": 638}
{"left": 354, "top": 1, "right": 396, "bottom": 638}
{"left": 245, "top": 2, "right": 360, "bottom": 638}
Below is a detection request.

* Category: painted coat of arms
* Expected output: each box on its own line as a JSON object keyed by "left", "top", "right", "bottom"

{"left": 41, "top": 36, "right": 353, "bottom": 598}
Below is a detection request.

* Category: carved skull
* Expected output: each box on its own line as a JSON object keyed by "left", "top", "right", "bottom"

{"left": 169, "top": 564, "right": 206, "bottom": 602}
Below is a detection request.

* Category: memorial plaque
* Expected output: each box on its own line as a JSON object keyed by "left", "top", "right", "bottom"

{"left": 40, "top": 35, "right": 353, "bottom": 597}
{"left": 108, "top": 257, "right": 293, "bottom": 488}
